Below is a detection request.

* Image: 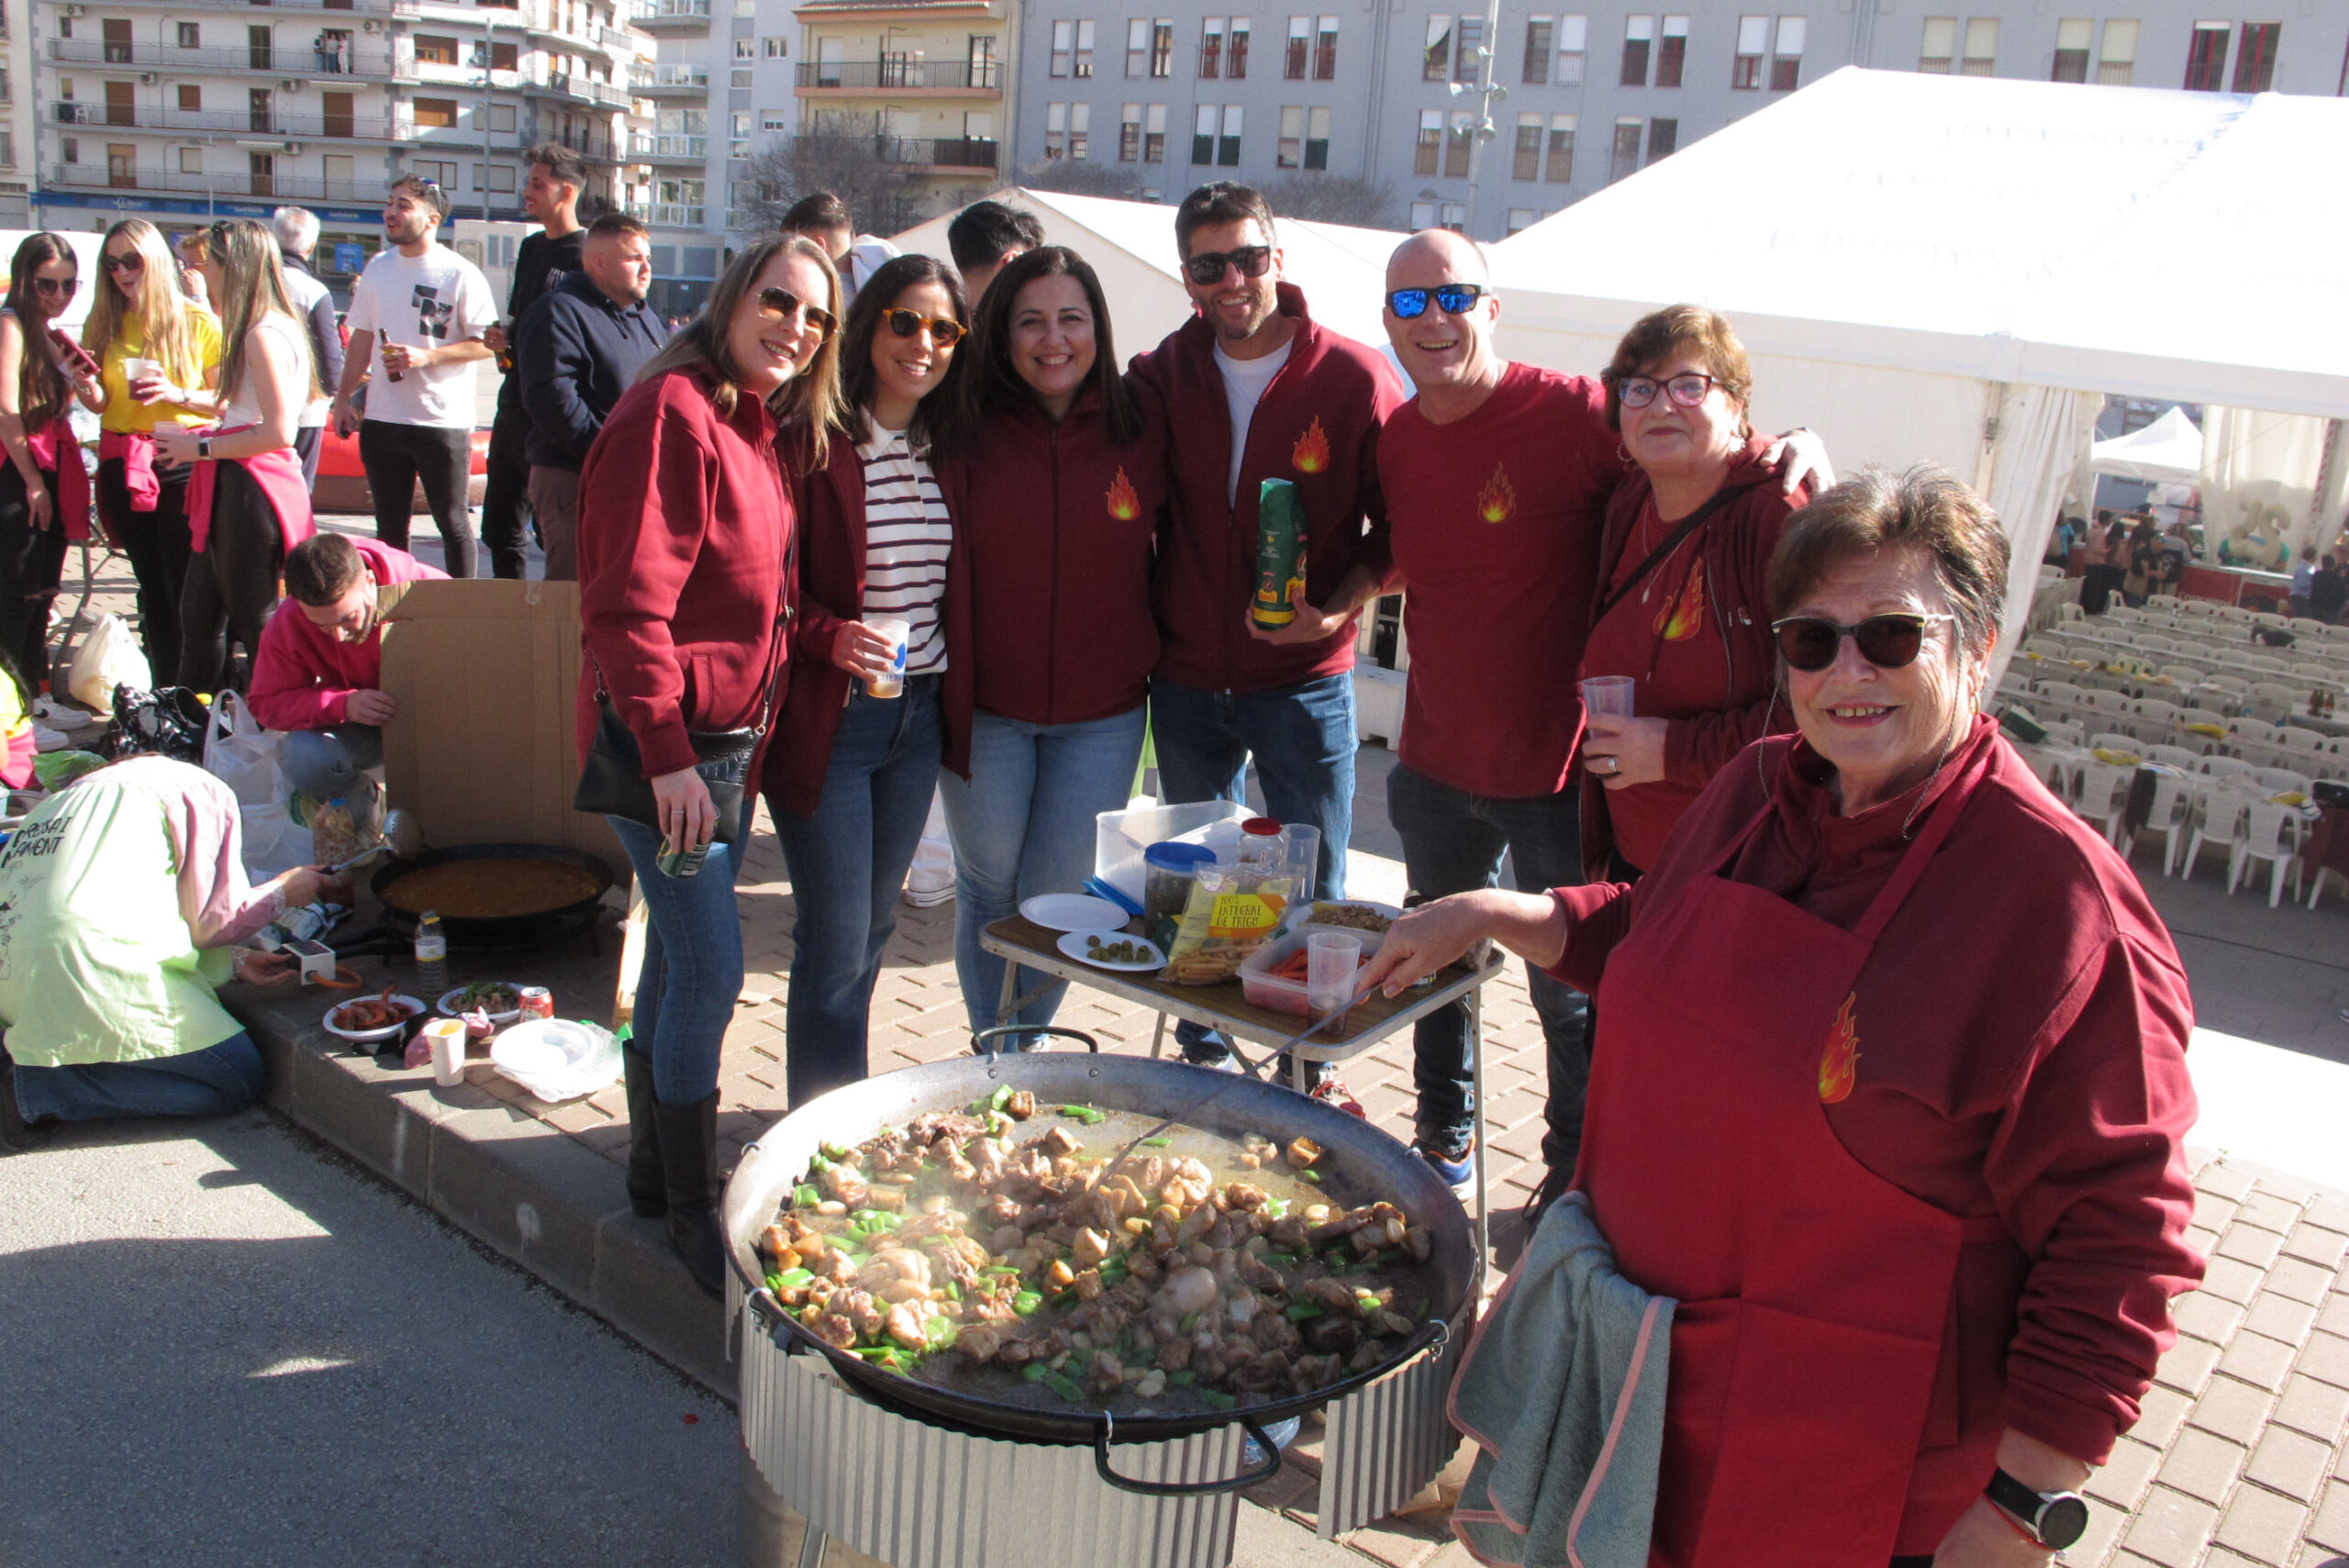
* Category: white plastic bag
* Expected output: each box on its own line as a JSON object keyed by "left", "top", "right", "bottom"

{"left": 65, "top": 613, "right": 150, "bottom": 711}
{"left": 203, "top": 691, "right": 307, "bottom": 881}
{"left": 490, "top": 1018, "right": 622, "bottom": 1103}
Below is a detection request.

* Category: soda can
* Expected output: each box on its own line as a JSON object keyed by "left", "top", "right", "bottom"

{"left": 657, "top": 841, "right": 709, "bottom": 879}
{"left": 517, "top": 986, "right": 554, "bottom": 1021}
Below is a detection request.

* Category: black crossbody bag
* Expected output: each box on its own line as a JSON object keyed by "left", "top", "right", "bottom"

{"left": 1593, "top": 484, "right": 1757, "bottom": 623}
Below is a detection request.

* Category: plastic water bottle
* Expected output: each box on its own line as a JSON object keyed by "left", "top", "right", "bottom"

{"left": 414, "top": 911, "right": 448, "bottom": 1000}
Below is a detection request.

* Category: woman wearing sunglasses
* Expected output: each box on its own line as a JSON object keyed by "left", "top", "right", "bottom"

{"left": 928, "top": 245, "right": 1166, "bottom": 1043}
{"left": 763, "top": 253, "right": 969, "bottom": 1106}
{"left": 1577, "top": 307, "right": 1810, "bottom": 886}
{"left": 1363, "top": 468, "right": 2199, "bottom": 1568}
{"left": 81, "top": 219, "right": 224, "bottom": 687}
{"left": 0, "top": 233, "right": 101, "bottom": 688}
{"left": 575, "top": 235, "right": 841, "bottom": 1296}
{"left": 153, "top": 219, "right": 321, "bottom": 695}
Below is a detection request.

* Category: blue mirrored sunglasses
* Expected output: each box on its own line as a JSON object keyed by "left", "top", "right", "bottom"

{"left": 1387, "top": 283, "right": 1486, "bottom": 319}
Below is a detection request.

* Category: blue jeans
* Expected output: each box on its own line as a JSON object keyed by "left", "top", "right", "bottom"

{"left": 771, "top": 675, "right": 943, "bottom": 1107}
{"left": 606, "top": 786, "right": 758, "bottom": 1106}
{"left": 11, "top": 1029, "right": 265, "bottom": 1122}
{"left": 1387, "top": 762, "right": 1587, "bottom": 1167}
{"left": 1153, "top": 673, "right": 1356, "bottom": 1069}
{"left": 939, "top": 705, "right": 1148, "bottom": 1039}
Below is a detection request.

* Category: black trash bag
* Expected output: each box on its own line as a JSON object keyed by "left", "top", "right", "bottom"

{"left": 105, "top": 684, "right": 210, "bottom": 762}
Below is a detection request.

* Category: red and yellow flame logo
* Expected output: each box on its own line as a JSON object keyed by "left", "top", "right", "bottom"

{"left": 1476, "top": 463, "right": 1517, "bottom": 525}
{"left": 1105, "top": 467, "right": 1141, "bottom": 521}
{"left": 1291, "top": 416, "right": 1330, "bottom": 474}
{"left": 1819, "top": 993, "right": 1860, "bottom": 1104}
{"left": 1655, "top": 559, "right": 1709, "bottom": 641}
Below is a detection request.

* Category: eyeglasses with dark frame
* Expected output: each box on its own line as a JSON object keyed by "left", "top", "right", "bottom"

{"left": 885, "top": 309, "right": 963, "bottom": 348}
{"left": 1386, "top": 283, "right": 1486, "bottom": 319}
{"left": 1770, "top": 613, "right": 1956, "bottom": 673}
{"left": 756, "top": 286, "right": 838, "bottom": 342}
{"left": 1614, "top": 372, "right": 1725, "bottom": 410}
{"left": 102, "top": 250, "right": 147, "bottom": 275}
{"left": 1181, "top": 245, "right": 1274, "bottom": 287}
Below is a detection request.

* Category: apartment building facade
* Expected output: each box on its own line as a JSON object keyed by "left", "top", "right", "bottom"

{"left": 1, "top": 2, "right": 30, "bottom": 224}
{"left": 28, "top": 0, "right": 644, "bottom": 286}
{"left": 1016, "top": 2, "right": 2349, "bottom": 241}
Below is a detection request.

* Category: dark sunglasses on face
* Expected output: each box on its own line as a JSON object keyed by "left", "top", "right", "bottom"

{"left": 29, "top": 275, "right": 77, "bottom": 299}
{"left": 102, "top": 251, "right": 146, "bottom": 274}
{"left": 1616, "top": 372, "right": 1723, "bottom": 410}
{"left": 1387, "top": 283, "right": 1486, "bottom": 319}
{"left": 885, "top": 308, "right": 963, "bottom": 347}
{"left": 756, "top": 286, "right": 837, "bottom": 341}
{"left": 1182, "top": 244, "right": 1274, "bottom": 286}
{"left": 1771, "top": 613, "right": 1955, "bottom": 673}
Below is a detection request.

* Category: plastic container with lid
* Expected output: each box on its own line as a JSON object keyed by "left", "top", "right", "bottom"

{"left": 1237, "top": 817, "right": 1285, "bottom": 868}
{"left": 1142, "top": 840, "right": 1219, "bottom": 947}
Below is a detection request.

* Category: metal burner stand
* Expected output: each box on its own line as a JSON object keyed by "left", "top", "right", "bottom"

{"left": 735, "top": 1296, "right": 1461, "bottom": 1568}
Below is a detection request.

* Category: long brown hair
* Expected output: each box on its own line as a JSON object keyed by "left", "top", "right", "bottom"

{"left": 5, "top": 232, "right": 75, "bottom": 431}
{"left": 634, "top": 234, "right": 843, "bottom": 462}
{"left": 835, "top": 252, "right": 968, "bottom": 452}
{"left": 935, "top": 245, "right": 1140, "bottom": 462}
{"left": 81, "top": 218, "right": 209, "bottom": 390}
{"left": 203, "top": 218, "right": 322, "bottom": 408}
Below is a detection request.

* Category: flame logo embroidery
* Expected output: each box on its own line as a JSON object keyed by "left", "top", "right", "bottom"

{"left": 1291, "top": 416, "right": 1331, "bottom": 474}
{"left": 1654, "top": 558, "right": 1709, "bottom": 641}
{"left": 1105, "top": 467, "right": 1141, "bottom": 521}
{"left": 1819, "top": 993, "right": 1860, "bottom": 1104}
{"left": 1476, "top": 463, "right": 1517, "bottom": 525}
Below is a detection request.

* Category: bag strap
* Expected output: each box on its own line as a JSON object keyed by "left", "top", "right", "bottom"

{"left": 590, "top": 529, "right": 797, "bottom": 740}
{"left": 1596, "top": 484, "right": 1756, "bottom": 622}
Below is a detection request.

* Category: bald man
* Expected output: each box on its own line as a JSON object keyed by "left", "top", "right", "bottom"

{"left": 1374, "top": 229, "right": 1828, "bottom": 1215}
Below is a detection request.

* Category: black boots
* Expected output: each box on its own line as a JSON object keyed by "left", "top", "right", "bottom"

{"left": 651, "top": 1091, "right": 729, "bottom": 1300}
{"left": 619, "top": 1046, "right": 665, "bottom": 1218}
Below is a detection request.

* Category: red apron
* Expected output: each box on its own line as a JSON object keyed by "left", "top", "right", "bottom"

{"left": 1582, "top": 751, "right": 1997, "bottom": 1568}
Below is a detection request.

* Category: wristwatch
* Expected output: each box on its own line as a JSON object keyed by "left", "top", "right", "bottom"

{"left": 197, "top": 436, "right": 212, "bottom": 461}
{"left": 1985, "top": 1466, "right": 2089, "bottom": 1550}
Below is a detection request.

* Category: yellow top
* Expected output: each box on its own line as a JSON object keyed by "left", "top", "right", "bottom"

{"left": 98, "top": 311, "right": 223, "bottom": 434}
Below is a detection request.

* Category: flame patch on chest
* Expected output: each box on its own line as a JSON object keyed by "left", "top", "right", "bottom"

{"left": 1654, "top": 558, "right": 1709, "bottom": 640}
{"left": 1105, "top": 467, "right": 1141, "bottom": 520}
{"left": 1819, "top": 993, "right": 1860, "bottom": 1103}
{"left": 1291, "top": 417, "right": 1330, "bottom": 473}
{"left": 1476, "top": 463, "right": 1517, "bottom": 524}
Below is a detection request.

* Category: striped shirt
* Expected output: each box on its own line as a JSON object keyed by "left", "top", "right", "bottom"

{"left": 857, "top": 424, "right": 953, "bottom": 674}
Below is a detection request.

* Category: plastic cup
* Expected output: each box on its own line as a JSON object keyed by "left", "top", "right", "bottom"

{"left": 123, "top": 356, "right": 161, "bottom": 383}
{"left": 1280, "top": 823, "right": 1320, "bottom": 903}
{"left": 1581, "top": 675, "right": 1636, "bottom": 718}
{"left": 1306, "top": 931, "right": 1361, "bottom": 1020}
{"left": 425, "top": 1018, "right": 467, "bottom": 1085}
{"left": 865, "top": 616, "right": 911, "bottom": 698}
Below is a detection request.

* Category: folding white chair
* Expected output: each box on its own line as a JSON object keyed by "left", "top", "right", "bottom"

{"left": 2230, "top": 798, "right": 2303, "bottom": 907}
{"left": 2144, "top": 744, "right": 2201, "bottom": 770}
{"left": 2179, "top": 785, "right": 2250, "bottom": 881}
{"left": 2252, "top": 766, "right": 2314, "bottom": 796}
{"left": 2072, "top": 760, "right": 2135, "bottom": 848}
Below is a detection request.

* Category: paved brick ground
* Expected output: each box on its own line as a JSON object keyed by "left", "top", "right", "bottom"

{"left": 41, "top": 527, "right": 2349, "bottom": 1568}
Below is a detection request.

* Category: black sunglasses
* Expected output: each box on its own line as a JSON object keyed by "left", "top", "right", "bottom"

{"left": 1182, "top": 244, "right": 1273, "bottom": 286}
{"left": 1615, "top": 372, "right": 1723, "bottom": 410}
{"left": 885, "top": 308, "right": 963, "bottom": 347}
{"left": 102, "top": 250, "right": 146, "bottom": 274}
{"left": 756, "top": 286, "right": 837, "bottom": 341}
{"left": 1771, "top": 613, "right": 1955, "bottom": 673}
{"left": 1387, "top": 283, "right": 1485, "bottom": 319}
{"left": 29, "top": 275, "right": 78, "bottom": 299}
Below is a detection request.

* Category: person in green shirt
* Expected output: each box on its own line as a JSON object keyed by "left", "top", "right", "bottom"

{"left": 0, "top": 755, "right": 334, "bottom": 1151}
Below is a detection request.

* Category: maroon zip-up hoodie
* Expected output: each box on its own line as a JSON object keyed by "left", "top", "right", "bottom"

{"left": 1129, "top": 283, "right": 1407, "bottom": 694}
{"left": 936, "top": 379, "right": 1168, "bottom": 727}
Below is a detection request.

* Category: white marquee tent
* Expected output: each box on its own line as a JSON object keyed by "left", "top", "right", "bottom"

{"left": 1489, "top": 68, "right": 2349, "bottom": 667}
{"left": 2089, "top": 406, "right": 2206, "bottom": 484}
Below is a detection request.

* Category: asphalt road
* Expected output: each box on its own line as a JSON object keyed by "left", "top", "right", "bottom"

{"left": 0, "top": 1108, "right": 738, "bottom": 1568}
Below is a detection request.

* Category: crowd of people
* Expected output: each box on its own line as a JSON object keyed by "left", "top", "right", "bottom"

{"left": 0, "top": 172, "right": 2206, "bottom": 1567}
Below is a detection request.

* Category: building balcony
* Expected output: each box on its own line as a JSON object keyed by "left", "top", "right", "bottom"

{"left": 624, "top": 198, "right": 704, "bottom": 227}
{"left": 629, "top": 131, "right": 705, "bottom": 162}
{"left": 51, "top": 100, "right": 415, "bottom": 144}
{"left": 36, "top": 0, "right": 420, "bottom": 14}
{"left": 629, "top": 0, "right": 710, "bottom": 28}
{"left": 527, "top": 72, "right": 634, "bottom": 109}
{"left": 639, "top": 63, "right": 708, "bottom": 97}
{"left": 47, "top": 38, "right": 398, "bottom": 80}
{"left": 874, "top": 134, "right": 996, "bottom": 172}
{"left": 47, "top": 161, "right": 385, "bottom": 204}
{"left": 795, "top": 57, "right": 1000, "bottom": 94}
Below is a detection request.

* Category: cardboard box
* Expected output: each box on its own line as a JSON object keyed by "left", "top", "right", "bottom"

{"left": 376, "top": 579, "right": 625, "bottom": 875}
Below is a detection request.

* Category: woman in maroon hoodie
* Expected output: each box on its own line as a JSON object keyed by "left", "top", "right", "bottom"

{"left": 1577, "top": 306, "right": 1811, "bottom": 884}
{"left": 930, "top": 246, "right": 1168, "bottom": 1042}
{"left": 575, "top": 234, "right": 841, "bottom": 1296}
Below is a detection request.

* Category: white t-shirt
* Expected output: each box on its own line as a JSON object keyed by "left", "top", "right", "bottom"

{"left": 279, "top": 265, "right": 332, "bottom": 428}
{"left": 1213, "top": 338, "right": 1292, "bottom": 506}
{"left": 856, "top": 424, "right": 952, "bottom": 675}
{"left": 344, "top": 242, "right": 497, "bottom": 428}
{"left": 220, "top": 312, "right": 310, "bottom": 432}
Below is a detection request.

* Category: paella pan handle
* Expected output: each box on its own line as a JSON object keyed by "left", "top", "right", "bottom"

{"left": 972, "top": 1026, "right": 1100, "bottom": 1058}
{"left": 1091, "top": 1409, "right": 1282, "bottom": 1497}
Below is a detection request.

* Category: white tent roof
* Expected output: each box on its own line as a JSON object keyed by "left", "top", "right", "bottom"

{"left": 888, "top": 189, "right": 1404, "bottom": 369}
{"left": 1491, "top": 69, "right": 2349, "bottom": 419}
{"left": 2089, "top": 406, "right": 2206, "bottom": 482}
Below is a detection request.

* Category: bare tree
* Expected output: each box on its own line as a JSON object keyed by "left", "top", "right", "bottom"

{"left": 1015, "top": 159, "right": 1147, "bottom": 202}
{"left": 1260, "top": 173, "right": 1398, "bottom": 230}
{"left": 733, "top": 118, "right": 925, "bottom": 237}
